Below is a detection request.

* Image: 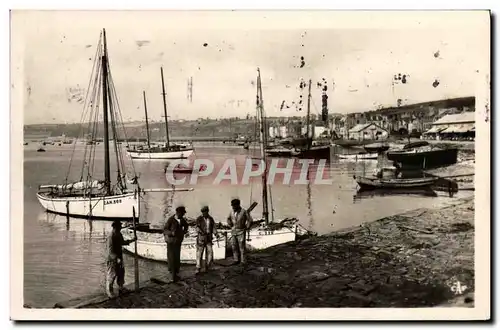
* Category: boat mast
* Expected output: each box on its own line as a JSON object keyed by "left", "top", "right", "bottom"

{"left": 160, "top": 67, "right": 170, "bottom": 148}
{"left": 306, "top": 79, "right": 312, "bottom": 149}
{"left": 101, "top": 28, "right": 112, "bottom": 195}
{"left": 256, "top": 68, "right": 269, "bottom": 225}
{"left": 143, "top": 91, "right": 151, "bottom": 150}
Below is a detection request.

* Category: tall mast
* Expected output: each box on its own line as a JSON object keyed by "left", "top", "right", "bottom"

{"left": 143, "top": 91, "right": 151, "bottom": 150}
{"left": 306, "top": 79, "right": 312, "bottom": 150}
{"left": 256, "top": 68, "right": 269, "bottom": 225}
{"left": 160, "top": 67, "right": 170, "bottom": 148}
{"left": 101, "top": 28, "right": 111, "bottom": 195}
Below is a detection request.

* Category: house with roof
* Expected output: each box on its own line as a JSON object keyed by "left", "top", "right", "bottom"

{"left": 348, "top": 123, "right": 389, "bottom": 141}
{"left": 423, "top": 112, "right": 475, "bottom": 140}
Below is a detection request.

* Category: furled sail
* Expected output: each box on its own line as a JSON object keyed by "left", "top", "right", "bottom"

{"left": 40, "top": 180, "right": 105, "bottom": 191}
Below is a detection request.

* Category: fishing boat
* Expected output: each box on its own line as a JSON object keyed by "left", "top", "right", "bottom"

{"left": 332, "top": 139, "right": 381, "bottom": 148}
{"left": 36, "top": 147, "right": 46, "bottom": 152}
{"left": 386, "top": 141, "right": 458, "bottom": 170}
{"left": 164, "top": 162, "right": 207, "bottom": 174}
{"left": 288, "top": 80, "right": 330, "bottom": 160}
{"left": 363, "top": 142, "right": 390, "bottom": 153}
{"left": 337, "top": 152, "right": 378, "bottom": 160}
{"left": 36, "top": 29, "right": 192, "bottom": 220}
{"left": 265, "top": 146, "right": 295, "bottom": 158}
{"left": 126, "top": 67, "right": 194, "bottom": 160}
{"left": 121, "top": 223, "right": 227, "bottom": 264}
{"left": 122, "top": 68, "right": 305, "bottom": 264}
{"left": 245, "top": 68, "right": 299, "bottom": 247}
{"left": 354, "top": 175, "right": 439, "bottom": 191}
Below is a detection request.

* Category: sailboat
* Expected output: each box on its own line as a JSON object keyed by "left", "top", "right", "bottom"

{"left": 126, "top": 67, "right": 195, "bottom": 160}
{"left": 290, "top": 79, "right": 331, "bottom": 160}
{"left": 121, "top": 69, "right": 305, "bottom": 263}
{"left": 243, "top": 68, "right": 300, "bottom": 250}
{"left": 36, "top": 29, "right": 193, "bottom": 220}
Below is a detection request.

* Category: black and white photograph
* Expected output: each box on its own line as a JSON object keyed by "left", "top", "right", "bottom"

{"left": 9, "top": 9, "right": 490, "bottom": 321}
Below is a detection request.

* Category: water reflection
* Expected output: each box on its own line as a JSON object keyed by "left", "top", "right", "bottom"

{"left": 25, "top": 144, "right": 473, "bottom": 307}
{"left": 38, "top": 211, "right": 111, "bottom": 242}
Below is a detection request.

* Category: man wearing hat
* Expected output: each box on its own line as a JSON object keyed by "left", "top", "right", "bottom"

{"left": 106, "top": 220, "right": 136, "bottom": 298}
{"left": 163, "top": 206, "right": 190, "bottom": 282}
{"left": 195, "top": 205, "right": 218, "bottom": 274}
{"left": 227, "top": 198, "right": 253, "bottom": 265}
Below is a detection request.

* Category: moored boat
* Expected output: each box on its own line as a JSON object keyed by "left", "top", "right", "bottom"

{"left": 337, "top": 152, "right": 378, "bottom": 160}
{"left": 354, "top": 175, "right": 439, "bottom": 190}
{"left": 363, "top": 142, "right": 390, "bottom": 153}
{"left": 265, "top": 147, "right": 295, "bottom": 158}
{"left": 128, "top": 145, "right": 194, "bottom": 160}
{"left": 36, "top": 29, "right": 193, "bottom": 220}
{"left": 126, "top": 67, "right": 195, "bottom": 160}
{"left": 386, "top": 141, "right": 458, "bottom": 170}
{"left": 121, "top": 224, "right": 227, "bottom": 264}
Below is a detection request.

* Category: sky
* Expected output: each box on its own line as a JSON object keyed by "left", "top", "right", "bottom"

{"left": 12, "top": 10, "right": 489, "bottom": 124}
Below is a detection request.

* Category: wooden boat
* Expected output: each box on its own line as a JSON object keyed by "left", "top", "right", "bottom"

{"left": 36, "top": 29, "right": 192, "bottom": 220}
{"left": 288, "top": 80, "right": 331, "bottom": 160}
{"left": 245, "top": 68, "right": 298, "bottom": 247}
{"left": 36, "top": 147, "right": 46, "bottom": 152}
{"left": 126, "top": 67, "right": 194, "bottom": 160}
{"left": 363, "top": 143, "right": 390, "bottom": 153}
{"left": 354, "top": 175, "right": 439, "bottom": 190}
{"left": 337, "top": 152, "right": 378, "bottom": 160}
{"left": 164, "top": 163, "right": 207, "bottom": 174}
{"left": 265, "top": 147, "right": 295, "bottom": 158}
{"left": 292, "top": 144, "right": 331, "bottom": 159}
{"left": 121, "top": 223, "right": 227, "bottom": 264}
{"left": 332, "top": 139, "right": 380, "bottom": 148}
{"left": 353, "top": 188, "right": 438, "bottom": 200}
{"left": 386, "top": 141, "right": 458, "bottom": 170}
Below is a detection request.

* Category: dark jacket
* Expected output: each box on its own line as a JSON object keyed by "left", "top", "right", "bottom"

{"left": 163, "top": 215, "right": 189, "bottom": 245}
{"left": 195, "top": 215, "right": 217, "bottom": 246}
{"left": 107, "top": 230, "right": 133, "bottom": 262}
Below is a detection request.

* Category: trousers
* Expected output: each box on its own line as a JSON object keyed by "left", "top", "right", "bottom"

{"left": 196, "top": 243, "right": 213, "bottom": 270}
{"left": 106, "top": 259, "right": 124, "bottom": 297}
{"left": 167, "top": 243, "right": 181, "bottom": 276}
{"left": 231, "top": 230, "right": 247, "bottom": 263}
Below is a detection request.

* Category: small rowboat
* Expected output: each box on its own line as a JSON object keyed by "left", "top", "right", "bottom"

{"left": 363, "top": 143, "right": 390, "bottom": 153}
{"left": 164, "top": 163, "right": 207, "bottom": 174}
{"left": 354, "top": 175, "right": 439, "bottom": 190}
{"left": 338, "top": 152, "right": 378, "bottom": 160}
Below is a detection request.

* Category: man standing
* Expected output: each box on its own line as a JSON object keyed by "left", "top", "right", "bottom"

{"left": 106, "top": 220, "right": 136, "bottom": 298}
{"left": 163, "top": 206, "right": 189, "bottom": 282}
{"left": 227, "top": 198, "right": 253, "bottom": 265}
{"left": 195, "top": 206, "right": 218, "bottom": 274}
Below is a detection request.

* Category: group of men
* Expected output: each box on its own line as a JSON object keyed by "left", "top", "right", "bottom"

{"left": 105, "top": 198, "right": 253, "bottom": 298}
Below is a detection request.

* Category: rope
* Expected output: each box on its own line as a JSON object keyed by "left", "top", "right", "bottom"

{"left": 65, "top": 32, "right": 103, "bottom": 185}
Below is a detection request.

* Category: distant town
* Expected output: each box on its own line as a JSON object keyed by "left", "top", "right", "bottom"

{"left": 24, "top": 96, "right": 475, "bottom": 144}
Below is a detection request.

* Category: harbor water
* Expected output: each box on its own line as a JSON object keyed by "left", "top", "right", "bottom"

{"left": 23, "top": 143, "right": 471, "bottom": 307}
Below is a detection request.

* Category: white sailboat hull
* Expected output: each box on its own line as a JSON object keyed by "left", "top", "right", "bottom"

{"left": 121, "top": 229, "right": 227, "bottom": 263}
{"left": 127, "top": 149, "right": 194, "bottom": 160}
{"left": 246, "top": 227, "right": 297, "bottom": 250}
{"left": 120, "top": 225, "right": 297, "bottom": 263}
{"left": 36, "top": 192, "right": 139, "bottom": 220}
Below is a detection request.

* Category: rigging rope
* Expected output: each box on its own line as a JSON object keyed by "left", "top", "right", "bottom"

{"left": 65, "top": 32, "right": 102, "bottom": 185}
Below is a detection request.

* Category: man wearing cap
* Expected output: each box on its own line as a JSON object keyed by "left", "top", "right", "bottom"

{"left": 227, "top": 198, "right": 253, "bottom": 265}
{"left": 106, "top": 220, "right": 136, "bottom": 298}
{"left": 195, "top": 206, "right": 218, "bottom": 274}
{"left": 163, "top": 206, "right": 190, "bottom": 282}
